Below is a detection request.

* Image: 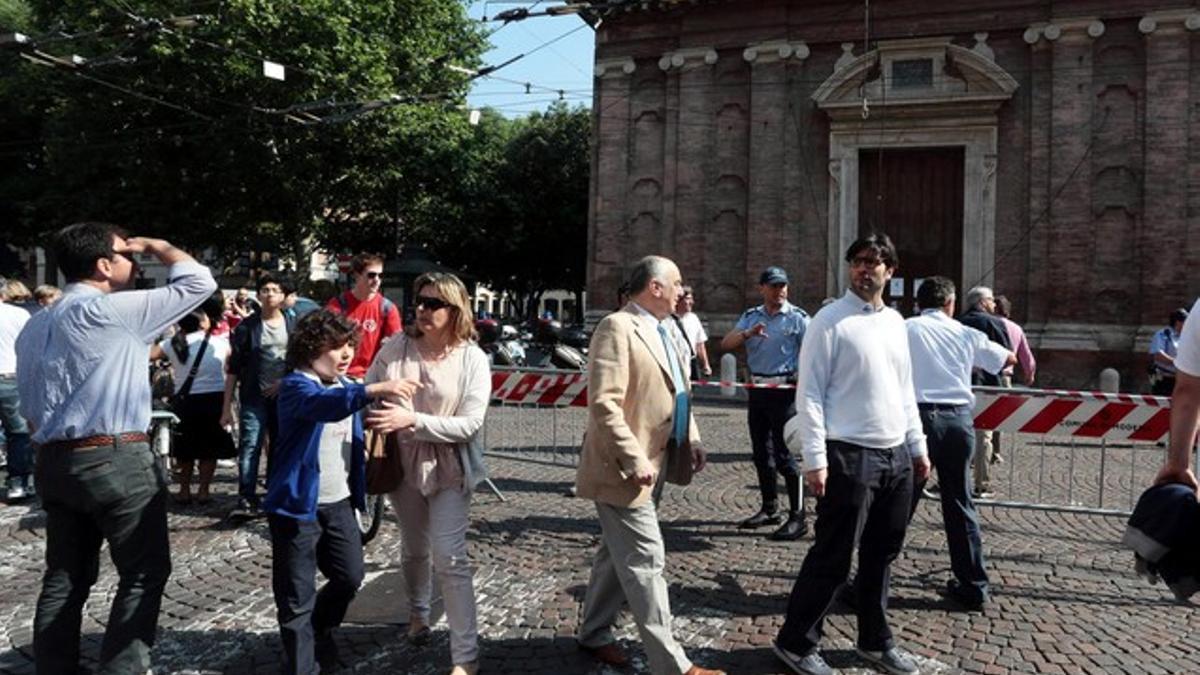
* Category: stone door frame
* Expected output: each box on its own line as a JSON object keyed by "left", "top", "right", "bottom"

{"left": 826, "top": 126, "right": 997, "bottom": 297}
{"left": 813, "top": 37, "right": 1017, "bottom": 296}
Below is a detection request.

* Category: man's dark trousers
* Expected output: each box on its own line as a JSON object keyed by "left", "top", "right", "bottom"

{"left": 748, "top": 388, "right": 801, "bottom": 513}
{"left": 918, "top": 404, "right": 989, "bottom": 602}
{"left": 34, "top": 438, "right": 171, "bottom": 674}
{"left": 269, "top": 498, "right": 365, "bottom": 675}
{"left": 776, "top": 441, "right": 913, "bottom": 655}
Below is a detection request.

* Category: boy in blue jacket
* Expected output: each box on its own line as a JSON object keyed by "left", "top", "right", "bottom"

{"left": 264, "top": 310, "right": 418, "bottom": 673}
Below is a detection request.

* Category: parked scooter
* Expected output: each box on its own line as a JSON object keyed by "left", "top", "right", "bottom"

{"left": 477, "top": 319, "right": 527, "bottom": 367}
{"left": 524, "top": 319, "right": 587, "bottom": 370}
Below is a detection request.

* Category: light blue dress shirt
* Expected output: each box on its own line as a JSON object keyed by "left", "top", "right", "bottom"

{"left": 16, "top": 261, "right": 217, "bottom": 444}
{"left": 657, "top": 323, "right": 689, "bottom": 444}
{"left": 734, "top": 301, "right": 810, "bottom": 375}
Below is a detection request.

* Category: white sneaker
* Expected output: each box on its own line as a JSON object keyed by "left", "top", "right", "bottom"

{"left": 6, "top": 484, "right": 28, "bottom": 502}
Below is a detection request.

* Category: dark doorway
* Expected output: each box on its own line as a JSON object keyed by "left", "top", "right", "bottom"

{"left": 858, "top": 147, "right": 964, "bottom": 316}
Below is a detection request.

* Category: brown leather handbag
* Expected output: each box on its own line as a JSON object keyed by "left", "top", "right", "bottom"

{"left": 365, "top": 429, "right": 403, "bottom": 495}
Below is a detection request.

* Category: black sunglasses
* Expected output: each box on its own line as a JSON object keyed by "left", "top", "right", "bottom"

{"left": 415, "top": 295, "right": 451, "bottom": 312}
{"left": 363, "top": 271, "right": 382, "bottom": 280}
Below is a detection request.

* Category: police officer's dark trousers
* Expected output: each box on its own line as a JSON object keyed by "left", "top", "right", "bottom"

{"left": 748, "top": 388, "right": 802, "bottom": 516}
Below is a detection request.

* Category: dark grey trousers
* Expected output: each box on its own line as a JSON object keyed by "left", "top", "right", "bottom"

{"left": 34, "top": 439, "right": 171, "bottom": 674}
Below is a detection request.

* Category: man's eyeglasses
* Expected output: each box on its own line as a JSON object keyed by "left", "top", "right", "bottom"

{"left": 363, "top": 271, "right": 382, "bottom": 280}
{"left": 415, "top": 296, "right": 451, "bottom": 312}
{"left": 849, "top": 256, "right": 884, "bottom": 268}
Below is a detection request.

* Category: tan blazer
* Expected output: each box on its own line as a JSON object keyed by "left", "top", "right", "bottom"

{"left": 575, "top": 304, "right": 701, "bottom": 508}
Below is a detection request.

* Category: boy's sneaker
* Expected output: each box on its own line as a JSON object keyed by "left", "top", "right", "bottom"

{"left": 772, "top": 642, "right": 832, "bottom": 675}
{"left": 855, "top": 647, "right": 919, "bottom": 675}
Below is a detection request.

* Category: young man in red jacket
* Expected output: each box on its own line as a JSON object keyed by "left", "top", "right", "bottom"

{"left": 326, "top": 253, "right": 402, "bottom": 380}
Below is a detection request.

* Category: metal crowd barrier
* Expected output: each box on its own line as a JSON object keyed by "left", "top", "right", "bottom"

{"left": 483, "top": 368, "right": 1181, "bottom": 517}
{"left": 970, "top": 386, "right": 1176, "bottom": 518}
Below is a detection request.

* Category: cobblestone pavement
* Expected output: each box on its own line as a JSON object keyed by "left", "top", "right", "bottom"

{"left": 1, "top": 401, "right": 1198, "bottom": 674}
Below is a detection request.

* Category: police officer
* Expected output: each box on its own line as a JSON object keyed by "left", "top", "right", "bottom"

{"left": 1149, "top": 307, "right": 1189, "bottom": 396}
{"left": 721, "top": 266, "right": 809, "bottom": 540}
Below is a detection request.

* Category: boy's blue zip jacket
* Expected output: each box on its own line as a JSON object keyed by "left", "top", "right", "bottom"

{"left": 263, "top": 370, "right": 370, "bottom": 520}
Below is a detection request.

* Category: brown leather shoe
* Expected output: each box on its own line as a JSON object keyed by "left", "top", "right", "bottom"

{"left": 579, "top": 641, "right": 629, "bottom": 667}
{"left": 684, "top": 666, "right": 727, "bottom": 675}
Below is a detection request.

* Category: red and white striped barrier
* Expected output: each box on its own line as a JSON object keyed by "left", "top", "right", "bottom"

{"left": 489, "top": 369, "right": 799, "bottom": 406}
{"left": 972, "top": 387, "right": 1172, "bottom": 443}
{"left": 490, "top": 371, "right": 1174, "bottom": 442}
{"left": 491, "top": 370, "right": 589, "bottom": 406}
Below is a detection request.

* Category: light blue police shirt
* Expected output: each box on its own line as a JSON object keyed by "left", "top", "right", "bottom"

{"left": 16, "top": 261, "right": 217, "bottom": 444}
{"left": 734, "top": 301, "right": 810, "bottom": 376}
{"left": 1149, "top": 327, "right": 1182, "bottom": 375}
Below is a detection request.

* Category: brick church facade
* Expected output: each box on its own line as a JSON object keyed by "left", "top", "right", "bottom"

{"left": 584, "top": 0, "right": 1200, "bottom": 388}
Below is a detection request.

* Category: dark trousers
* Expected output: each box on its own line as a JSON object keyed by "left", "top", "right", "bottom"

{"left": 918, "top": 406, "right": 989, "bottom": 601}
{"left": 33, "top": 440, "right": 171, "bottom": 674}
{"left": 269, "top": 499, "right": 365, "bottom": 675}
{"left": 747, "top": 388, "right": 800, "bottom": 512}
{"left": 1152, "top": 376, "right": 1176, "bottom": 397}
{"left": 777, "top": 441, "right": 914, "bottom": 654}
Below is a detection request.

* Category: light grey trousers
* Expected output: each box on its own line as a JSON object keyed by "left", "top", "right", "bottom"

{"left": 389, "top": 483, "right": 478, "bottom": 665}
{"left": 578, "top": 499, "right": 692, "bottom": 675}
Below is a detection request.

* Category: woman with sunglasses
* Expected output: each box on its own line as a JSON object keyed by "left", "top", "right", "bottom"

{"left": 364, "top": 272, "right": 490, "bottom": 675}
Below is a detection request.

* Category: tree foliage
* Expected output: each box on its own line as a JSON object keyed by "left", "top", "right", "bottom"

{"left": 443, "top": 102, "right": 591, "bottom": 313}
{"left": 1, "top": 2, "right": 592, "bottom": 309}
{"left": 1, "top": 0, "right": 487, "bottom": 257}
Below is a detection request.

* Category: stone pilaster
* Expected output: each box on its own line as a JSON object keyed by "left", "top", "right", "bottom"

{"left": 1140, "top": 11, "right": 1200, "bottom": 326}
{"left": 1023, "top": 25, "right": 1054, "bottom": 324}
{"left": 587, "top": 57, "right": 636, "bottom": 312}
{"left": 743, "top": 42, "right": 808, "bottom": 300}
{"left": 659, "top": 48, "right": 719, "bottom": 298}
{"left": 1045, "top": 19, "right": 1101, "bottom": 323}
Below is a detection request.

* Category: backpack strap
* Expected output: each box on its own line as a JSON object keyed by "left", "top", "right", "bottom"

{"left": 336, "top": 292, "right": 349, "bottom": 314}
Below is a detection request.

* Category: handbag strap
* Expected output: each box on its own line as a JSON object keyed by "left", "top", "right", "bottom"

{"left": 176, "top": 331, "right": 212, "bottom": 399}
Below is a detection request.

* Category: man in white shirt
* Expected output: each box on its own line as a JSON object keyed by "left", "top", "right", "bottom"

{"left": 1155, "top": 298, "right": 1200, "bottom": 493}
{"left": 774, "top": 233, "right": 930, "bottom": 675}
{"left": 673, "top": 286, "right": 712, "bottom": 378}
{"left": 0, "top": 279, "right": 32, "bottom": 501}
{"left": 906, "top": 276, "right": 1014, "bottom": 611}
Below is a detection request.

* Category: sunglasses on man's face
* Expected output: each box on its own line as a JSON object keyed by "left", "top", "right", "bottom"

{"left": 415, "top": 296, "right": 451, "bottom": 312}
{"left": 363, "top": 271, "right": 382, "bottom": 280}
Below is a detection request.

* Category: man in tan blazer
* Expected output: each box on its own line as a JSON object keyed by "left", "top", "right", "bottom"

{"left": 576, "top": 255, "right": 724, "bottom": 675}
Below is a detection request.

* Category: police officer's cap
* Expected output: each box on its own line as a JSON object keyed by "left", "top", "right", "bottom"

{"left": 760, "top": 266, "right": 789, "bottom": 286}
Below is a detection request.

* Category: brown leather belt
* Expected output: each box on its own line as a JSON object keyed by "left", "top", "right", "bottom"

{"left": 42, "top": 432, "right": 150, "bottom": 451}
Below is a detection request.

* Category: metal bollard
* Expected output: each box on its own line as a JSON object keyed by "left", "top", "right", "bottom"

{"left": 1099, "top": 368, "right": 1120, "bottom": 393}
{"left": 720, "top": 353, "right": 737, "bottom": 397}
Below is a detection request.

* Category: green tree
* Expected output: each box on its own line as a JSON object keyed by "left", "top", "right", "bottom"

{"left": 443, "top": 102, "right": 590, "bottom": 318}
{"left": 1, "top": 0, "right": 487, "bottom": 264}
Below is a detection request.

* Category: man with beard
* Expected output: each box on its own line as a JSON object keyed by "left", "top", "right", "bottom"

{"left": 774, "top": 233, "right": 929, "bottom": 675}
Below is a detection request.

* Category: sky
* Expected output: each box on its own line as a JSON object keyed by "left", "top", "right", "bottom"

{"left": 465, "top": 1, "right": 596, "bottom": 117}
